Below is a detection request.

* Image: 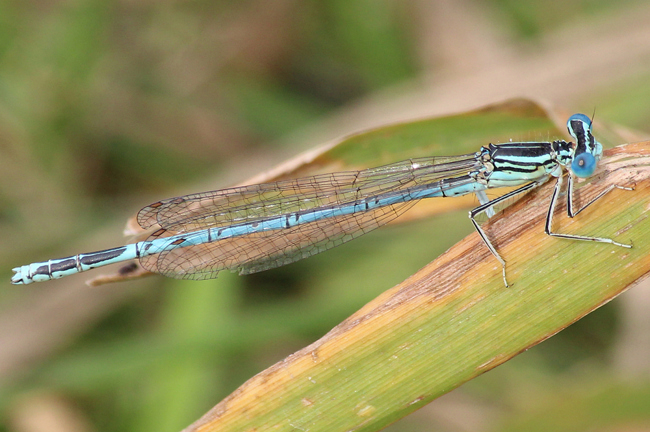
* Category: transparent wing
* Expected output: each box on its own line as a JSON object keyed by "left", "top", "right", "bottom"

{"left": 136, "top": 154, "right": 481, "bottom": 279}
{"left": 139, "top": 199, "right": 420, "bottom": 280}
{"left": 137, "top": 154, "right": 479, "bottom": 232}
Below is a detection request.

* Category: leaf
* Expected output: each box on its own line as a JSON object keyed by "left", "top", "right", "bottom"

{"left": 182, "top": 141, "right": 650, "bottom": 431}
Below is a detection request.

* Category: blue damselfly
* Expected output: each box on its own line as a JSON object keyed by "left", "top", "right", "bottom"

{"left": 11, "top": 114, "right": 632, "bottom": 287}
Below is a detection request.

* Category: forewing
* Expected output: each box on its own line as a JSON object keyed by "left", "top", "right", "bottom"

{"left": 136, "top": 153, "right": 481, "bottom": 279}
{"left": 136, "top": 154, "right": 479, "bottom": 234}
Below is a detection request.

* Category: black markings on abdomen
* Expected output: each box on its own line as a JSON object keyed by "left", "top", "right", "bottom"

{"left": 80, "top": 247, "right": 128, "bottom": 266}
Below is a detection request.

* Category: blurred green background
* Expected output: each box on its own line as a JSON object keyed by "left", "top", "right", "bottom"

{"left": 2, "top": 1, "right": 650, "bottom": 431}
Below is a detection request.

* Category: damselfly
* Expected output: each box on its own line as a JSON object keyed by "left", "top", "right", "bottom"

{"left": 11, "top": 114, "right": 632, "bottom": 287}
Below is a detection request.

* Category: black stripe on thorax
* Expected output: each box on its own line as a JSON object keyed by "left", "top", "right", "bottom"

{"left": 489, "top": 142, "right": 555, "bottom": 159}
{"left": 492, "top": 164, "right": 545, "bottom": 174}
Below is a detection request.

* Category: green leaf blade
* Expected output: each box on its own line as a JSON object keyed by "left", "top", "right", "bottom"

{"left": 183, "top": 138, "right": 650, "bottom": 431}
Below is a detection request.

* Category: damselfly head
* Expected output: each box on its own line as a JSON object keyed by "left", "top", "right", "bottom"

{"left": 567, "top": 113, "right": 602, "bottom": 178}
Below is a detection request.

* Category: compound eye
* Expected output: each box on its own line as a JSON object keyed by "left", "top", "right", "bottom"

{"left": 571, "top": 152, "right": 597, "bottom": 178}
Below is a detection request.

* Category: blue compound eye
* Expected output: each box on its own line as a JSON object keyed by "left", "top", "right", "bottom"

{"left": 571, "top": 152, "right": 597, "bottom": 177}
